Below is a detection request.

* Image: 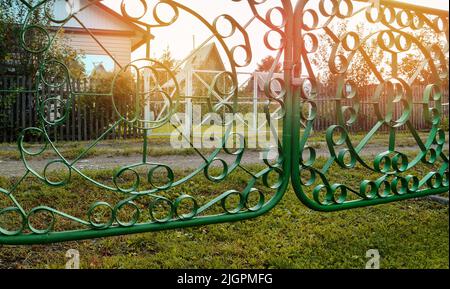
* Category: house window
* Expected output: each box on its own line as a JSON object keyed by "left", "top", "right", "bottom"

{"left": 83, "top": 55, "right": 115, "bottom": 76}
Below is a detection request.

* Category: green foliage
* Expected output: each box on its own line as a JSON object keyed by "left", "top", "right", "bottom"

{"left": 0, "top": 0, "right": 86, "bottom": 125}
{"left": 150, "top": 46, "right": 180, "bottom": 91}
{"left": 399, "top": 27, "right": 449, "bottom": 85}
{"left": 76, "top": 47, "right": 180, "bottom": 126}
{"left": 0, "top": 0, "right": 85, "bottom": 77}
{"left": 0, "top": 92, "right": 16, "bottom": 126}
{"left": 71, "top": 71, "right": 137, "bottom": 134}
{"left": 310, "top": 21, "right": 385, "bottom": 85}
{"left": 256, "top": 55, "right": 282, "bottom": 73}
{"left": 158, "top": 46, "right": 180, "bottom": 72}
{"left": 0, "top": 0, "right": 33, "bottom": 62}
{"left": 1, "top": 0, "right": 48, "bottom": 76}
{"left": 441, "top": 117, "right": 449, "bottom": 131}
{"left": 82, "top": 71, "right": 136, "bottom": 107}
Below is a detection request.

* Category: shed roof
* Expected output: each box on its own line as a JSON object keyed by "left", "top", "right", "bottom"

{"left": 163, "top": 42, "right": 225, "bottom": 88}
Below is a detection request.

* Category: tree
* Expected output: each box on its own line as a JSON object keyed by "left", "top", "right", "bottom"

{"left": 0, "top": 0, "right": 86, "bottom": 128}
{"left": 256, "top": 55, "right": 282, "bottom": 73}
{"left": 155, "top": 46, "right": 179, "bottom": 88}
{"left": 0, "top": 0, "right": 85, "bottom": 79}
{"left": 346, "top": 32, "right": 384, "bottom": 86}
{"left": 309, "top": 21, "right": 384, "bottom": 86}
{"left": 239, "top": 55, "right": 283, "bottom": 97}
{"left": 398, "top": 27, "right": 448, "bottom": 85}
{"left": 158, "top": 46, "right": 179, "bottom": 70}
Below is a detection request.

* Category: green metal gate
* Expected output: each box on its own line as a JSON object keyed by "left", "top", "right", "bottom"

{"left": 0, "top": 0, "right": 448, "bottom": 245}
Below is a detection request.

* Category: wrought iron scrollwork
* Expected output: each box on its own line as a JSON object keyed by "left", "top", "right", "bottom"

{"left": 0, "top": 0, "right": 448, "bottom": 245}
{"left": 291, "top": 0, "right": 449, "bottom": 211}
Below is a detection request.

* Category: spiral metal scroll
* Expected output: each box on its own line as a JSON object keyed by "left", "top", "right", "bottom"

{"left": 0, "top": 0, "right": 448, "bottom": 245}
{"left": 0, "top": 0, "right": 293, "bottom": 244}
{"left": 291, "top": 0, "right": 449, "bottom": 211}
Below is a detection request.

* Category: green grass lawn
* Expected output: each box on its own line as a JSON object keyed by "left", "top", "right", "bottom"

{"left": 0, "top": 162, "right": 448, "bottom": 269}
{"left": 0, "top": 189, "right": 447, "bottom": 269}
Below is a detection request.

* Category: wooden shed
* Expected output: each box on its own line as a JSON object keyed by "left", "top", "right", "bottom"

{"left": 163, "top": 42, "right": 226, "bottom": 96}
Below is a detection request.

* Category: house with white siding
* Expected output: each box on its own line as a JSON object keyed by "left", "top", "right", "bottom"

{"left": 52, "top": 0, "right": 150, "bottom": 72}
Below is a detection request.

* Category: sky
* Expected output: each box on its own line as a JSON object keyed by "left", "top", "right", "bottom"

{"left": 100, "top": 0, "right": 449, "bottom": 74}
{"left": 84, "top": 55, "right": 114, "bottom": 73}
{"left": 406, "top": 0, "right": 448, "bottom": 9}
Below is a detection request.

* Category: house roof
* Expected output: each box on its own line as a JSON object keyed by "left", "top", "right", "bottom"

{"left": 94, "top": 2, "right": 152, "bottom": 51}
{"left": 185, "top": 43, "right": 224, "bottom": 70}
{"left": 90, "top": 62, "right": 107, "bottom": 77}
{"left": 163, "top": 42, "right": 225, "bottom": 88}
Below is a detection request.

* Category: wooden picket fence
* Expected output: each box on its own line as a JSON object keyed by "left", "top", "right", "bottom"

{"left": 0, "top": 76, "right": 448, "bottom": 143}
{"left": 310, "top": 82, "right": 449, "bottom": 132}
{"left": 0, "top": 76, "right": 143, "bottom": 143}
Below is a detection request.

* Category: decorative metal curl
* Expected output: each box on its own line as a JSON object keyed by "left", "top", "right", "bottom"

{"left": 291, "top": 0, "right": 449, "bottom": 211}
{"left": 0, "top": 0, "right": 292, "bottom": 244}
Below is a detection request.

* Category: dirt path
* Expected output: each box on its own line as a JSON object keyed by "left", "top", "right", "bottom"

{"left": 0, "top": 144, "right": 427, "bottom": 177}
